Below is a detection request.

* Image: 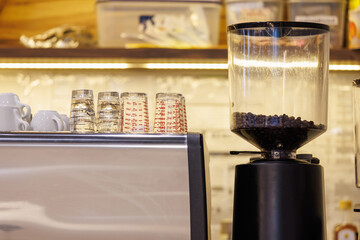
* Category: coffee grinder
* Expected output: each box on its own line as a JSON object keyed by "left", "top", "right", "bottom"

{"left": 228, "top": 22, "right": 330, "bottom": 240}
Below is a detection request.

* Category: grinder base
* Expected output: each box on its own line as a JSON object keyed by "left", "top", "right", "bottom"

{"left": 232, "top": 159, "right": 326, "bottom": 240}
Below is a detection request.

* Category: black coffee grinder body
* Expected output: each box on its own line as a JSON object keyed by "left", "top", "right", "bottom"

{"left": 232, "top": 159, "right": 326, "bottom": 240}
{"left": 227, "top": 22, "right": 330, "bottom": 240}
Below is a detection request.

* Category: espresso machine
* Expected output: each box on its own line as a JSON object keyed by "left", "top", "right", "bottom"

{"left": 227, "top": 22, "right": 330, "bottom": 240}
{"left": 0, "top": 133, "right": 210, "bottom": 240}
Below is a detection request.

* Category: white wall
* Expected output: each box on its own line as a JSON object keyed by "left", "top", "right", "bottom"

{"left": 0, "top": 69, "right": 359, "bottom": 240}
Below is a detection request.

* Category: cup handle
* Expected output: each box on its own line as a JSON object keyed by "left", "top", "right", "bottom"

{"left": 53, "top": 116, "right": 64, "bottom": 131}
{"left": 19, "top": 121, "right": 30, "bottom": 131}
{"left": 21, "top": 103, "right": 31, "bottom": 120}
{"left": 14, "top": 109, "right": 30, "bottom": 131}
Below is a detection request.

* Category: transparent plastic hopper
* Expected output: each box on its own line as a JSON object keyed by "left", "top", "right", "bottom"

{"left": 228, "top": 22, "right": 330, "bottom": 158}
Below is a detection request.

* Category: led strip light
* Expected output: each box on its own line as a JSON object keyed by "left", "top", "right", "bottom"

{"left": 0, "top": 62, "right": 358, "bottom": 71}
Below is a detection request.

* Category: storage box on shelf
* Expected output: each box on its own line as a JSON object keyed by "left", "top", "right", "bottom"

{"left": 287, "top": 0, "right": 346, "bottom": 49}
{"left": 96, "top": 0, "right": 222, "bottom": 48}
{"left": 224, "top": 0, "right": 284, "bottom": 25}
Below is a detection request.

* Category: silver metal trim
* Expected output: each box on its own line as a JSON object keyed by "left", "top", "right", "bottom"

{"left": 0, "top": 133, "right": 188, "bottom": 145}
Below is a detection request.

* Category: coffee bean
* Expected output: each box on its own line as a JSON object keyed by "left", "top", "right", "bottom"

{"left": 232, "top": 112, "right": 326, "bottom": 151}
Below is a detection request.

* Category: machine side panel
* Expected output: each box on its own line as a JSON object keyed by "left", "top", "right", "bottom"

{"left": 187, "top": 133, "right": 209, "bottom": 240}
{"left": 0, "top": 139, "right": 190, "bottom": 240}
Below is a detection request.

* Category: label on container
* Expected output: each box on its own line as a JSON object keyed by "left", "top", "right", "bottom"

{"left": 337, "top": 229, "right": 357, "bottom": 240}
{"left": 349, "top": 0, "right": 360, "bottom": 11}
{"left": 348, "top": 0, "right": 360, "bottom": 48}
{"left": 236, "top": 2, "right": 264, "bottom": 9}
{"left": 295, "top": 15, "right": 339, "bottom": 26}
{"left": 228, "top": 2, "right": 277, "bottom": 24}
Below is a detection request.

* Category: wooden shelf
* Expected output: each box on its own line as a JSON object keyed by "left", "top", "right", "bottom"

{"left": 0, "top": 47, "right": 228, "bottom": 60}
{"left": 0, "top": 47, "right": 359, "bottom": 62}
{"left": 330, "top": 49, "right": 360, "bottom": 62}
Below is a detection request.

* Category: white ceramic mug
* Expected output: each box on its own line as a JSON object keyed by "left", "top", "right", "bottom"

{"left": 0, "top": 93, "right": 31, "bottom": 122}
{"left": 60, "top": 114, "right": 70, "bottom": 131}
{"left": 0, "top": 106, "right": 30, "bottom": 131}
{"left": 31, "top": 111, "right": 65, "bottom": 132}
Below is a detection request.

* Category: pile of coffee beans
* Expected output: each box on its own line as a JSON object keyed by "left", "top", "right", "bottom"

{"left": 232, "top": 112, "right": 325, "bottom": 129}
{"left": 231, "top": 112, "right": 326, "bottom": 151}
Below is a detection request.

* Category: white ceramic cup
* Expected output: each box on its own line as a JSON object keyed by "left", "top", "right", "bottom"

{"left": 31, "top": 110, "right": 65, "bottom": 132}
{"left": 60, "top": 114, "right": 70, "bottom": 131}
{"left": 0, "top": 93, "right": 31, "bottom": 122}
{"left": 0, "top": 106, "right": 30, "bottom": 131}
